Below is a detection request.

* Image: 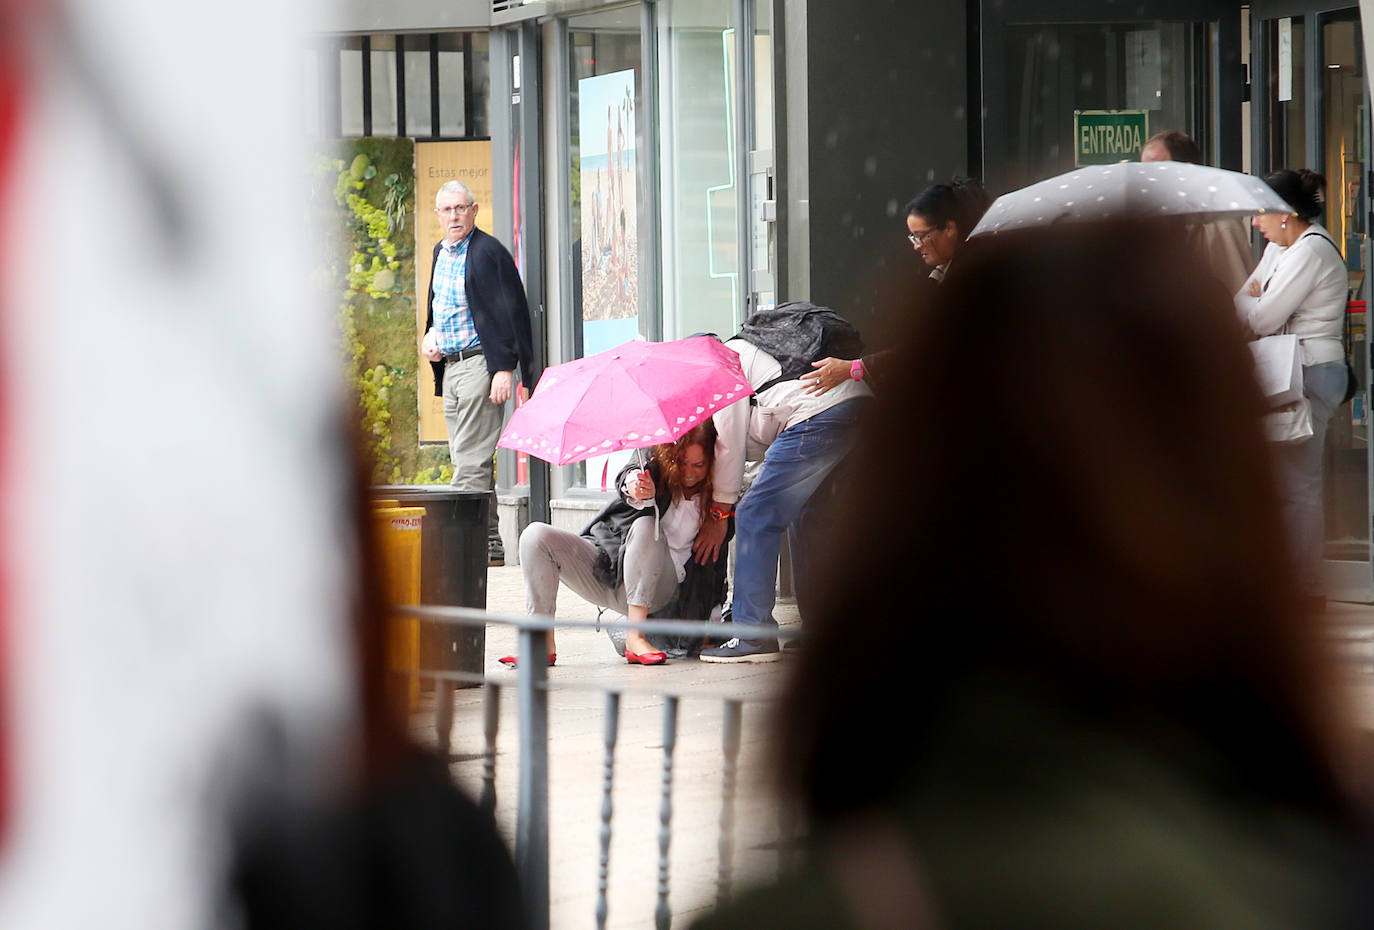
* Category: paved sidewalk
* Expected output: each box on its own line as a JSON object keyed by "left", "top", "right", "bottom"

{"left": 413, "top": 564, "right": 802, "bottom": 930}
{"left": 414, "top": 565, "right": 1374, "bottom": 930}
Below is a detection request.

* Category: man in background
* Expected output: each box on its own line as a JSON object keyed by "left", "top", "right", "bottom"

{"left": 1141, "top": 129, "right": 1254, "bottom": 295}
{"left": 421, "top": 180, "right": 535, "bottom": 566}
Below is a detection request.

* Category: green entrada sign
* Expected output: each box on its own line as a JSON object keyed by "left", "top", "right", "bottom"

{"left": 1074, "top": 110, "right": 1149, "bottom": 166}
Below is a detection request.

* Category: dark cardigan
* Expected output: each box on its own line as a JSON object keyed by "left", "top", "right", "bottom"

{"left": 580, "top": 460, "right": 732, "bottom": 636}
{"left": 424, "top": 227, "right": 538, "bottom": 395}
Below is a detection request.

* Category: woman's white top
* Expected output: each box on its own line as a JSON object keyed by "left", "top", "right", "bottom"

{"left": 1234, "top": 224, "right": 1347, "bottom": 366}
{"left": 624, "top": 482, "right": 701, "bottom": 583}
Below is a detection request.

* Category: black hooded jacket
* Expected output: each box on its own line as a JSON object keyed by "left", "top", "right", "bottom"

{"left": 580, "top": 460, "right": 732, "bottom": 626}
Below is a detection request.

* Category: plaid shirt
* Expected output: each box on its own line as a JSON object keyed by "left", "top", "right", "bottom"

{"left": 431, "top": 234, "right": 479, "bottom": 355}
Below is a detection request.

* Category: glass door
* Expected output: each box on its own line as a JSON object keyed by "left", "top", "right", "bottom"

{"left": 1000, "top": 21, "right": 1213, "bottom": 190}
{"left": 1255, "top": 4, "right": 1372, "bottom": 597}
{"left": 1266, "top": 16, "right": 1309, "bottom": 169}
{"left": 979, "top": 0, "right": 1244, "bottom": 194}
{"left": 1320, "top": 12, "right": 1369, "bottom": 571}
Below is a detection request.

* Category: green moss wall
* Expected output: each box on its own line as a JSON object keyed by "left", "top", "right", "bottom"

{"left": 310, "top": 138, "right": 453, "bottom": 484}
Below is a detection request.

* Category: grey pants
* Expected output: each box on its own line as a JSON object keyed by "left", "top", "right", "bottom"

{"left": 443, "top": 354, "right": 504, "bottom": 492}
{"left": 520, "top": 519, "right": 678, "bottom": 617}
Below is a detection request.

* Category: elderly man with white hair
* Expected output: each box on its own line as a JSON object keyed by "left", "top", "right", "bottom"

{"left": 421, "top": 179, "right": 536, "bottom": 565}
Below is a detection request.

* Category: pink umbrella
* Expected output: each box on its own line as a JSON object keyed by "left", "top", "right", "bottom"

{"left": 498, "top": 336, "right": 753, "bottom": 465}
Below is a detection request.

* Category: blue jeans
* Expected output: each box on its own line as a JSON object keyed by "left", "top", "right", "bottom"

{"left": 731, "top": 399, "right": 868, "bottom": 632}
{"left": 1275, "top": 360, "right": 1348, "bottom": 595}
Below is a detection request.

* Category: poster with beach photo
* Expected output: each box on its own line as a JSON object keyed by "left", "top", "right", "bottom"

{"left": 577, "top": 69, "right": 639, "bottom": 488}
{"left": 578, "top": 69, "right": 638, "bottom": 353}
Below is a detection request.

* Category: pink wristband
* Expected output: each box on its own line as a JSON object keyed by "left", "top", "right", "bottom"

{"left": 850, "top": 358, "right": 865, "bottom": 381}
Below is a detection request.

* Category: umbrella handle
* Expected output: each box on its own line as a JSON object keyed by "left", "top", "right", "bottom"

{"left": 633, "top": 448, "right": 661, "bottom": 539}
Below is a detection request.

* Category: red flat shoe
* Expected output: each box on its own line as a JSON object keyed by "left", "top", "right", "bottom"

{"left": 498, "top": 653, "right": 556, "bottom": 668}
{"left": 626, "top": 650, "right": 667, "bottom": 666}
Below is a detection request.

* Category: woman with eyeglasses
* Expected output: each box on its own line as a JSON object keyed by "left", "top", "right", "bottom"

{"left": 1234, "top": 169, "right": 1349, "bottom": 611}
{"left": 801, "top": 178, "right": 989, "bottom": 395}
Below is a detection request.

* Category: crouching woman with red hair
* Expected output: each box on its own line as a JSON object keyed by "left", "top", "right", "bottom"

{"left": 506, "top": 422, "right": 729, "bottom": 668}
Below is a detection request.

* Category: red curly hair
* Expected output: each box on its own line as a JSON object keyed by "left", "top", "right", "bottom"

{"left": 650, "top": 421, "right": 716, "bottom": 519}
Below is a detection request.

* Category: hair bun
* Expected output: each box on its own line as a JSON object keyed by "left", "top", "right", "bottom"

{"left": 1297, "top": 169, "right": 1326, "bottom": 203}
{"left": 1263, "top": 168, "right": 1325, "bottom": 220}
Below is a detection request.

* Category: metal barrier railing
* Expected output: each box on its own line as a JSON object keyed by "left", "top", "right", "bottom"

{"left": 398, "top": 607, "right": 1374, "bottom": 928}
{"left": 396, "top": 605, "right": 787, "bottom": 930}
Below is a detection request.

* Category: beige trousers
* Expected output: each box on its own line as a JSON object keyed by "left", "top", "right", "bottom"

{"left": 442, "top": 354, "right": 504, "bottom": 491}
{"left": 519, "top": 520, "right": 678, "bottom": 617}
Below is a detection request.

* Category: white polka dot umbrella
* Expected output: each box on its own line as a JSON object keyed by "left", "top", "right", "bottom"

{"left": 969, "top": 161, "right": 1295, "bottom": 238}
{"left": 497, "top": 335, "right": 754, "bottom": 465}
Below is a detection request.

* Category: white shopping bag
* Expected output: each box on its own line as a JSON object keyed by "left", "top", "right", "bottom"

{"left": 1263, "top": 397, "right": 1315, "bottom": 444}
{"left": 1250, "top": 334, "right": 1304, "bottom": 408}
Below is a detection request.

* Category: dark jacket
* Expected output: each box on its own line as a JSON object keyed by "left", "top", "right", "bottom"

{"left": 581, "top": 461, "right": 731, "bottom": 650}
{"left": 232, "top": 747, "right": 527, "bottom": 930}
{"left": 425, "top": 227, "right": 537, "bottom": 395}
{"left": 860, "top": 348, "right": 894, "bottom": 390}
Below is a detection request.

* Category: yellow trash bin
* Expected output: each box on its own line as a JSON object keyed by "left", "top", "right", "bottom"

{"left": 371, "top": 506, "right": 425, "bottom": 711}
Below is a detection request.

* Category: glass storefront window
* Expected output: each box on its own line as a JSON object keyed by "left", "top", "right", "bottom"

{"left": 569, "top": 12, "right": 643, "bottom": 354}
{"left": 1268, "top": 17, "right": 1307, "bottom": 170}
{"left": 754, "top": 0, "right": 773, "bottom": 154}
{"left": 660, "top": 0, "right": 739, "bottom": 339}
{"left": 318, "top": 33, "right": 489, "bottom": 141}
{"left": 339, "top": 37, "right": 365, "bottom": 137}
{"left": 437, "top": 33, "right": 468, "bottom": 137}
{"left": 370, "top": 36, "right": 398, "bottom": 136}
{"left": 470, "top": 33, "right": 492, "bottom": 139}
{"left": 1002, "top": 22, "right": 1212, "bottom": 190}
{"left": 568, "top": 7, "right": 644, "bottom": 488}
{"left": 1322, "top": 13, "right": 1364, "bottom": 271}
{"left": 403, "top": 41, "right": 433, "bottom": 137}
{"left": 751, "top": 0, "right": 776, "bottom": 311}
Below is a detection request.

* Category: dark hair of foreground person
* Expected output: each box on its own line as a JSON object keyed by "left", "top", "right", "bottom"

{"left": 695, "top": 220, "right": 1370, "bottom": 930}
{"left": 229, "top": 427, "right": 528, "bottom": 930}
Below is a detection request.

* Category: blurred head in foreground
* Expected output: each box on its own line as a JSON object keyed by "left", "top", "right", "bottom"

{"left": 230, "top": 439, "right": 527, "bottom": 930}
{"left": 753, "top": 220, "right": 1364, "bottom": 926}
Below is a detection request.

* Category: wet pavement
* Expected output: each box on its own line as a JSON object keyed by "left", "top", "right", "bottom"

{"left": 412, "top": 564, "right": 801, "bottom": 930}
{"left": 413, "top": 564, "right": 1374, "bottom": 929}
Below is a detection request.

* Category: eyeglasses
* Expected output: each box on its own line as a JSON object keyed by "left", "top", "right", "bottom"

{"left": 907, "top": 226, "right": 943, "bottom": 247}
{"left": 436, "top": 202, "right": 477, "bottom": 215}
